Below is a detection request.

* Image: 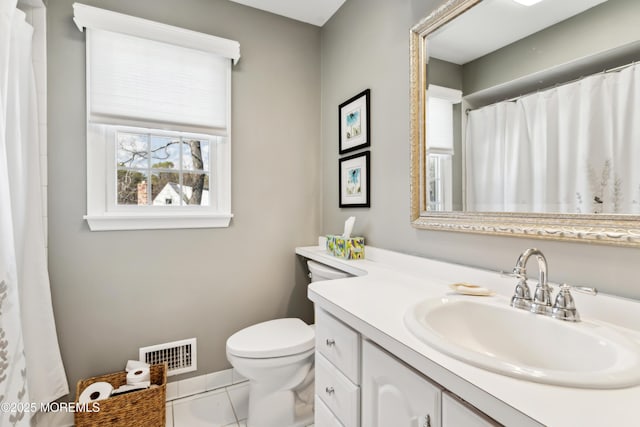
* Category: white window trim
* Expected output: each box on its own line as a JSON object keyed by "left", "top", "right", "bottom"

{"left": 75, "top": 3, "right": 238, "bottom": 231}
{"left": 426, "top": 84, "right": 462, "bottom": 156}
{"left": 72, "top": 3, "right": 240, "bottom": 64}
{"left": 426, "top": 85, "right": 460, "bottom": 212}
{"left": 84, "top": 125, "right": 232, "bottom": 231}
{"left": 84, "top": 213, "right": 233, "bottom": 231}
{"left": 427, "top": 154, "right": 453, "bottom": 211}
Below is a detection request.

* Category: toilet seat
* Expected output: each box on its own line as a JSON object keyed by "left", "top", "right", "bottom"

{"left": 227, "top": 318, "right": 314, "bottom": 358}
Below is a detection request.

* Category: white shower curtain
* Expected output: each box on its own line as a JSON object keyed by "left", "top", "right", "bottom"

{"left": 466, "top": 63, "right": 640, "bottom": 214}
{"left": 1, "top": 1, "right": 68, "bottom": 424}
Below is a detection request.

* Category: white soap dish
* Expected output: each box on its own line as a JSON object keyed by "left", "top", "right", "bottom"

{"left": 449, "top": 282, "right": 495, "bottom": 296}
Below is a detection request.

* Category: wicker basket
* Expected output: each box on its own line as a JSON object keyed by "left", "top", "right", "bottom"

{"left": 74, "top": 363, "right": 167, "bottom": 427}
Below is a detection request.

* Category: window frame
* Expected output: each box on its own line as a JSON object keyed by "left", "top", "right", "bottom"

{"left": 111, "top": 127, "right": 217, "bottom": 210}
{"left": 427, "top": 154, "right": 453, "bottom": 211}
{"left": 74, "top": 3, "right": 239, "bottom": 231}
{"left": 425, "top": 84, "right": 461, "bottom": 212}
{"left": 85, "top": 124, "right": 232, "bottom": 231}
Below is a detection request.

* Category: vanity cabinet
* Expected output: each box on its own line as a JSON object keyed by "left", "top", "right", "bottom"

{"left": 315, "top": 308, "right": 500, "bottom": 427}
{"left": 314, "top": 308, "right": 501, "bottom": 427}
{"left": 301, "top": 244, "right": 640, "bottom": 426}
{"left": 315, "top": 308, "right": 361, "bottom": 427}
{"left": 315, "top": 397, "right": 345, "bottom": 427}
{"left": 362, "top": 340, "right": 441, "bottom": 427}
{"left": 315, "top": 308, "right": 360, "bottom": 383}
{"left": 442, "top": 392, "right": 501, "bottom": 427}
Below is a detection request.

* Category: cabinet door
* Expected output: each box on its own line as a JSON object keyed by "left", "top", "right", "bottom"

{"left": 362, "top": 340, "right": 441, "bottom": 427}
{"left": 442, "top": 392, "right": 501, "bottom": 427}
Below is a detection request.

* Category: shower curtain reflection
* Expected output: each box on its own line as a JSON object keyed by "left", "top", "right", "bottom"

{"left": 465, "top": 63, "right": 640, "bottom": 214}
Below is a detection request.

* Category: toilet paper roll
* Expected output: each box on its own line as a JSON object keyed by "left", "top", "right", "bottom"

{"left": 126, "top": 366, "right": 150, "bottom": 384}
{"left": 79, "top": 381, "right": 114, "bottom": 404}
{"left": 126, "top": 360, "right": 149, "bottom": 372}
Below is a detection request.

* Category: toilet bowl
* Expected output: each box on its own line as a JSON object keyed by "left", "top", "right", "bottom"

{"left": 226, "top": 260, "right": 350, "bottom": 427}
{"left": 226, "top": 318, "right": 315, "bottom": 427}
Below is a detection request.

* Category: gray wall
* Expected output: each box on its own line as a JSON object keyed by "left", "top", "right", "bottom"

{"left": 321, "top": 0, "right": 640, "bottom": 300}
{"left": 48, "top": 0, "right": 320, "bottom": 396}
{"left": 464, "top": 0, "right": 640, "bottom": 96}
{"left": 428, "top": 58, "right": 462, "bottom": 90}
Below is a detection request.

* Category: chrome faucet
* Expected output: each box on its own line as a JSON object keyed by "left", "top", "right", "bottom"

{"left": 508, "top": 248, "right": 597, "bottom": 322}
{"left": 511, "top": 248, "right": 552, "bottom": 315}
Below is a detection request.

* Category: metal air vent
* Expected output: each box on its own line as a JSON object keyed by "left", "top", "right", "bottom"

{"left": 139, "top": 338, "right": 197, "bottom": 376}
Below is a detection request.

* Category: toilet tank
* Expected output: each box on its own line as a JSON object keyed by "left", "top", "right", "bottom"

{"left": 307, "top": 260, "right": 350, "bottom": 282}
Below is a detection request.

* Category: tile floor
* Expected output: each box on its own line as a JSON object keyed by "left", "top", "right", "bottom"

{"left": 165, "top": 382, "right": 314, "bottom": 427}
{"left": 166, "top": 382, "right": 250, "bottom": 427}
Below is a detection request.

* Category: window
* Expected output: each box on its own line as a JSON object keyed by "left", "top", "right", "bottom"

{"left": 426, "top": 85, "right": 462, "bottom": 212}
{"left": 427, "top": 154, "right": 452, "bottom": 211}
{"left": 115, "top": 130, "right": 213, "bottom": 208}
{"left": 73, "top": 3, "right": 240, "bottom": 231}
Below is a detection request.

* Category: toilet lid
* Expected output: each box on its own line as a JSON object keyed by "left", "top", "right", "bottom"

{"left": 227, "top": 318, "right": 315, "bottom": 358}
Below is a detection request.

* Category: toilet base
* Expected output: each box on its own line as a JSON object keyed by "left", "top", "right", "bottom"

{"left": 246, "top": 384, "right": 314, "bottom": 427}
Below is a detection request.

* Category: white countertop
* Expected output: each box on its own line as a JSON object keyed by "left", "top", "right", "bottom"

{"left": 297, "top": 244, "right": 640, "bottom": 427}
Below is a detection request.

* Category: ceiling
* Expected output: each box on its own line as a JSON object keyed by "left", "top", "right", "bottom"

{"left": 226, "top": 0, "right": 608, "bottom": 52}
{"left": 228, "top": 0, "right": 347, "bottom": 26}
{"left": 428, "top": 0, "right": 609, "bottom": 65}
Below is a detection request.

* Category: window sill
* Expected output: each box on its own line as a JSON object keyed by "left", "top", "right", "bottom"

{"left": 84, "top": 212, "right": 233, "bottom": 231}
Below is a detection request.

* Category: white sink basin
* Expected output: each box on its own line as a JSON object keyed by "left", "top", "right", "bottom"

{"left": 404, "top": 296, "right": 640, "bottom": 389}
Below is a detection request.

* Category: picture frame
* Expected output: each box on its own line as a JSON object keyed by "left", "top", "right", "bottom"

{"left": 339, "top": 89, "right": 370, "bottom": 154}
{"left": 339, "top": 151, "right": 370, "bottom": 208}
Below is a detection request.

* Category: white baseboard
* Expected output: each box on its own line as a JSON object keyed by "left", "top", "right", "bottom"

{"left": 166, "top": 367, "right": 246, "bottom": 401}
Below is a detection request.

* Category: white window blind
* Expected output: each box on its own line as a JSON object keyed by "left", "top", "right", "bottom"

{"left": 427, "top": 85, "right": 462, "bottom": 155}
{"left": 88, "top": 29, "right": 230, "bottom": 135}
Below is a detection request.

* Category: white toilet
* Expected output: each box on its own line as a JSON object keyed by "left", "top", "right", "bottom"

{"left": 226, "top": 260, "right": 350, "bottom": 427}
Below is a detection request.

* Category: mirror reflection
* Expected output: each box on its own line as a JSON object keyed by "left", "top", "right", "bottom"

{"left": 424, "top": 0, "right": 640, "bottom": 214}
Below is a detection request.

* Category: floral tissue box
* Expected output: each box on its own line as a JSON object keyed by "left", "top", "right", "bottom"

{"left": 326, "top": 235, "right": 365, "bottom": 260}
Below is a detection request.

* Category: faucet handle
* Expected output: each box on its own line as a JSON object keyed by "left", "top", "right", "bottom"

{"left": 499, "top": 270, "right": 525, "bottom": 280}
{"left": 552, "top": 284, "right": 580, "bottom": 322}
{"left": 546, "top": 281, "right": 598, "bottom": 296}
{"left": 501, "top": 270, "right": 532, "bottom": 310}
{"left": 569, "top": 286, "right": 598, "bottom": 296}
{"left": 510, "top": 276, "right": 532, "bottom": 310}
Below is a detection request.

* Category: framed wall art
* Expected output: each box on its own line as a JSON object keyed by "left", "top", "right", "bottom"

{"left": 339, "top": 89, "right": 370, "bottom": 154}
{"left": 339, "top": 151, "right": 370, "bottom": 208}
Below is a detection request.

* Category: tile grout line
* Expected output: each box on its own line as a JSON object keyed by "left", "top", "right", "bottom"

{"left": 169, "top": 383, "right": 251, "bottom": 426}
{"left": 165, "top": 368, "right": 247, "bottom": 403}
{"left": 225, "top": 386, "right": 241, "bottom": 425}
{"left": 167, "top": 381, "right": 249, "bottom": 403}
{"left": 167, "top": 383, "right": 312, "bottom": 427}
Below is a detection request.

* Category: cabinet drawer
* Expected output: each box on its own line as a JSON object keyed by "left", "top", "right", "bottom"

{"left": 315, "top": 308, "right": 360, "bottom": 383}
{"left": 442, "top": 392, "right": 502, "bottom": 427}
{"left": 315, "top": 395, "right": 345, "bottom": 427}
{"left": 316, "top": 354, "right": 360, "bottom": 427}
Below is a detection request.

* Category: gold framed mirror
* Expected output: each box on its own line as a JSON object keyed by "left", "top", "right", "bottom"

{"left": 410, "top": 0, "right": 640, "bottom": 246}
